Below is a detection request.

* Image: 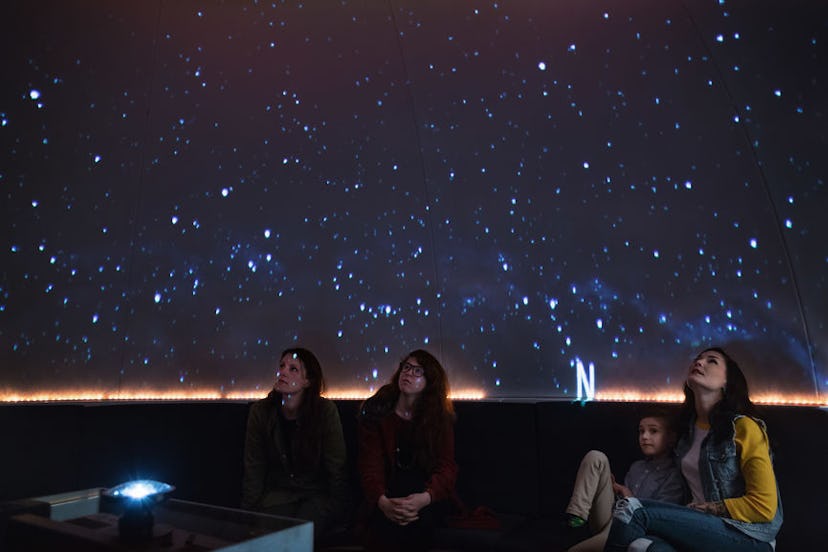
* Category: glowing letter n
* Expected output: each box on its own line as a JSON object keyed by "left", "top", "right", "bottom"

{"left": 576, "top": 359, "right": 595, "bottom": 401}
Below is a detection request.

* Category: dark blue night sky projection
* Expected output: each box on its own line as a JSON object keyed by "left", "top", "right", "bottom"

{"left": 1, "top": 1, "right": 826, "bottom": 401}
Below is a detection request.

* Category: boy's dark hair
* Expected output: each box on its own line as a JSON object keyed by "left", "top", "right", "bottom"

{"left": 637, "top": 406, "right": 679, "bottom": 438}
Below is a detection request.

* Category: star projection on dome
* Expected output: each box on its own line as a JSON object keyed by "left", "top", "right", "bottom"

{"left": 1, "top": 1, "right": 826, "bottom": 404}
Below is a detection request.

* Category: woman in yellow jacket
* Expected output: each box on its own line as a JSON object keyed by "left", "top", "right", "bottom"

{"left": 605, "top": 347, "right": 782, "bottom": 551}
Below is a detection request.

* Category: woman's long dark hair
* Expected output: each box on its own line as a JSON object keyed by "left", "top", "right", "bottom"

{"left": 269, "top": 347, "right": 326, "bottom": 469}
{"left": 359, "top": 349, "right": 455, "bottom": 470}
{"left": 679, "top": 347, "right": 757, "bottom": 442}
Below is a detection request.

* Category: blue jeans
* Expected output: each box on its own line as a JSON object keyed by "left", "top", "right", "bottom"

{"left": 604, "top": 498, "right": 773, "bottom": 552}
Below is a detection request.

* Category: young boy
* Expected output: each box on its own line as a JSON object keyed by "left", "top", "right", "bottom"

{"left": 561, "top": 410, "right": 685, "bottom": 552}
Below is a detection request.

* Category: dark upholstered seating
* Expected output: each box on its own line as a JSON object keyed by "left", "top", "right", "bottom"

{"left": 1, "top": 401, "right": 824, "bottom": 549}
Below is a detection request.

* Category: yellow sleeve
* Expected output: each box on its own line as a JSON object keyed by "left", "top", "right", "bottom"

{"left": 723, "top": 417, "right": 778, "bottom": 522}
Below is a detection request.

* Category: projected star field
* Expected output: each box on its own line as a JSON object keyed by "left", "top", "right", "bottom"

{"left": 1, "top": 0, "right": 826, "bottom": 400}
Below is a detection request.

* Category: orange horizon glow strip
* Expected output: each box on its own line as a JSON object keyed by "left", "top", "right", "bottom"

{"left": 0, "top": 387, "right": 488, "bottom": 403}
{"left": 0, "top": 388, "right": 824, "bottom": 406}
{"left": 594, "top": 390, "right": 827, "bottom": 407}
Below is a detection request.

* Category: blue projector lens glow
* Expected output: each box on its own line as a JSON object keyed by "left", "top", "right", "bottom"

{"left": 106, "top": 480, "right": 174, "bottom": 501}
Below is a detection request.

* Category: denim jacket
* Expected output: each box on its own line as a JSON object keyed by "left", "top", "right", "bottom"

{"left": 676, "top": 414, "right": 783, "bottom": 544}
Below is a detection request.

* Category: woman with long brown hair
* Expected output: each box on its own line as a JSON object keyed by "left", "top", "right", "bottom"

{"left": 357, "top": 349, "right": 457, "bottom": 551}
{"left": 242, "top": 347, "right": 348, "bottom": 541}
{"left": 605, "top": 347, "right": 782, "bottom": 551}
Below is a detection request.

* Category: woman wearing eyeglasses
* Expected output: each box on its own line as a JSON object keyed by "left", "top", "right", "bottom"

{"left": 356, "top": 349, "right": 457, "bottom": 551}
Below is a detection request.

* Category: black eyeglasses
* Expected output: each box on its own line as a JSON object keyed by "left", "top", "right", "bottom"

{"left": 400, "top": 362, "right": 424, "bottom": 378}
